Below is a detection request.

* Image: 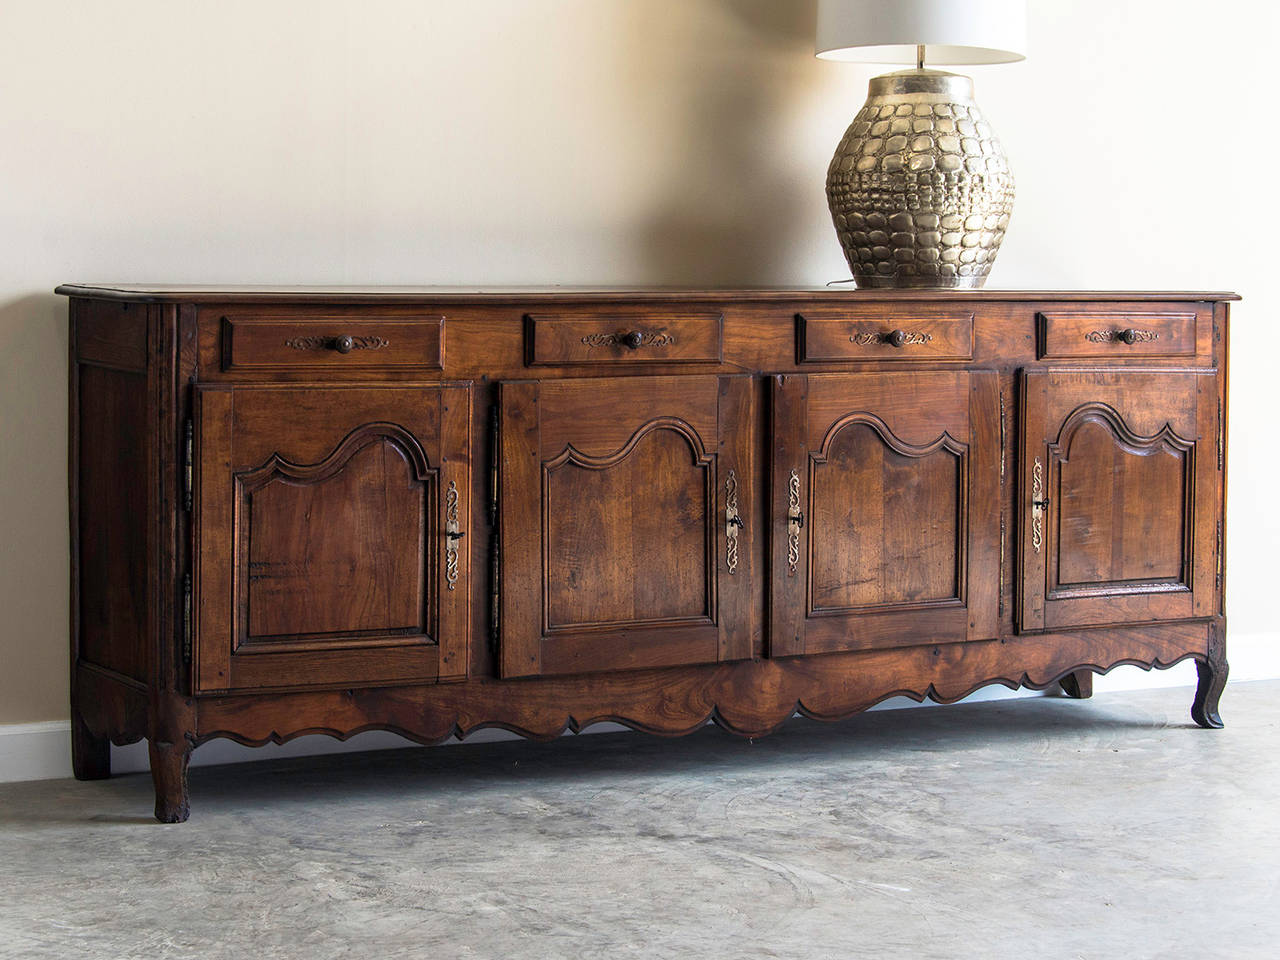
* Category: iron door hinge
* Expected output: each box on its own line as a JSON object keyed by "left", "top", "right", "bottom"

{"left": 998, "top": 388, "right": 1007, "bottom": 482}
{"left": 181, "top": 572, "right": 192, "bottom": 665}
{"left": 1216, "top": 519, "right": 1223, "bottom": 592}
{"left": 183, "top": 418, "right": 193, "bottom": 512}
{"left": 488, "top": 404, "right": 499, "bottom": 525}
{"left": 1217, "top": 401, "right": 1224, "bottom": 471}
{"left": 488, "top": 403, "right": 500, "bottom": 654}
{"left": 998, "top": 511, "right": 1006, "bottom": 619}
{"left": 489, "top": 536, "right": 500, "bottom": 656}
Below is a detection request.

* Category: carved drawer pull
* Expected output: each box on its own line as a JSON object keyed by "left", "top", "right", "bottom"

{"left": 725, "top": 470, "right": 743, "bottom": 575}
{"left": 1031, "top": 457, "right": 1045, "bottom": 555}
{"left": 284, "top": 333, "right": 390, "bottom": 353}
{"left": 1083, "top": 327, "right": 1159, "bottom": 345}
{"left": 580, "top": 330, "right": 676, "bottom": 349}
{"left": 851, "top": 329, "right": 933, "bottom": 347}
{"left": 445, "top": 480, "right": 463, "bottom": 590}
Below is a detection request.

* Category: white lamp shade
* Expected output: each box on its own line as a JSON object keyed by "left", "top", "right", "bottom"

{"left": 817, "top": 0, "right": 1026, "bottom": 65}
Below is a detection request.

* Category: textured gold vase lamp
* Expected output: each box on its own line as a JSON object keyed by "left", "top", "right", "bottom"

{"left": 818, "top": 0, "right": 1026, "bottom": 288}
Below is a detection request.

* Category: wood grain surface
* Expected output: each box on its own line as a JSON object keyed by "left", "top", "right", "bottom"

{"left": 63, "top": 288, "right": 1236, "bottom": 820}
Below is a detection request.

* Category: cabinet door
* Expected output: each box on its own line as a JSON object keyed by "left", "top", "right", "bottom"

{"left": 771, "top": 371, "right": 1000, "bottom": 657}
{"left": 499, "top": 376, "right": 756, "bottom": 678}
{"left": 193, "top": 383, "right": 470, "bottom": 693}
{"left": 1018, "top": 369, "right": 1218, "bottom": 631}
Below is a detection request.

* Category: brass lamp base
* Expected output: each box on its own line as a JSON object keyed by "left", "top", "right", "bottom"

{"left": 826, "top": 69, "right": 1014, "bottom": 289}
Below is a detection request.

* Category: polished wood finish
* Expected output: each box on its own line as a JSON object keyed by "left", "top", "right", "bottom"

{"left": 525, "top": 310, "right": 723, "bottom": 365}
{"left": 63, "top": 286, "right": 1234, "bottom": 821}
{"left": 1018, "top": 369, "right": 1217, "bottom": 632}
{"left": 76, "top": 364, "right": 149, "bottom": 683}
{"left": 797, "top": 306, "right": 975, "bottom": 362}
{"left": 148, "top": 739, "right": 190, "bottom": 824}
{"left": 219, "top": 311, "right": 444, "bottom": 372}
{"left": 1037, "top": 308, "right": 1197, "bottom": 360}
{"left": 194, "top": 620, "right": 1211, "bottom": 744}
{"left": 500, "top": 375, "right": 755, "bottom": 677}
{"left": 75, "top": 299, "right": 148, "bottom": 370}
{"left": 1059, "top": 669, "right": 1094, "bottom": 699}
{"left": 70, "top": 708, "right": 111, "bottom": 780}
{"left": 770, "top": 371, "right": 998, "bottom": 656}
{"left": 55, "top": 284, "right": 1241, "bottom": 303}
{"left": 193, "top": 383, "right": 470, "bottom": 692}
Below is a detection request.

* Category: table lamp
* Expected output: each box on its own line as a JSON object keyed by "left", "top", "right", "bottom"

{"left": 818, "top": 0, "right": 1026, "bottom": 288}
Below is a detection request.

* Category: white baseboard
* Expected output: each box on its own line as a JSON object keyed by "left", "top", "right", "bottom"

{"left": 0, "top": 721, "right": 75, "bottom": 784}
{"left": 3, "top": 631, "right": 1276, "bottom": 785}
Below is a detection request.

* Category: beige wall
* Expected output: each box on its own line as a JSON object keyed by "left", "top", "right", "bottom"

{"left": 1, "top": 1, "right": 1275, "bottom": 724}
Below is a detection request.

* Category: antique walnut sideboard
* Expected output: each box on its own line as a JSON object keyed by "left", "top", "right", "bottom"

{"left": 59, "top": 285, "right": 1235, "bottom": 822}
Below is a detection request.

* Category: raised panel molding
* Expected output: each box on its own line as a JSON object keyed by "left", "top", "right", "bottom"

{"left": 1019, "top": 369, "right": 1214, "bottom": 634}
{"left": 542, "top": 417, "right": 716, "bottom": 632}
{"left": 235, "top": 423, "right": 437, "bottom": 648}
{"left": 809, "top": 412, "right": 967, "bottom": 615}
{"left": 237, "top": 421, "right": 434, "bottom": 485}
{"left": 542, "top": 415, "right": 711, "bottom": 471}
{"left": 772, "top": 370, "right": 996, "bottom": 660}
{"left": 1047, "top": 402, "right": 1193, "bottom": 597}
{"left": 1051, "top": 401, "right": 1194, "bottom": 460}
{"left": 815, "top": 410, "right": 967, "bottom": 463}
{"left": 501, "top": 375, "right": 754, "bottom": 680}
{"left": 192, "top": 383, "right": 470, "bottom": 696}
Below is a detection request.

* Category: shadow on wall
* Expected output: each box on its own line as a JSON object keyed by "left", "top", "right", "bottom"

{"left": 0, "top": 294, "right": 66, "bottom": 355}
{"left": 621, "top": 0, "right": 825, "bottom": 285}
{"left": 0, "top": 293, "right": 72, "bottom": 724}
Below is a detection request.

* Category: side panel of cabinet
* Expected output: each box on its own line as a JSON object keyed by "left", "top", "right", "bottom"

{"left": 1018, "top": 368, "right": 1217, "bottom": 631}
{"left": 193, "top": 383, "right": 471, "bottom": 692}
{"left": 771, "top": 371, "right": 999, "bottom": 657}
{"left": 500, "top": 375, "right": 757, "bottom": 678}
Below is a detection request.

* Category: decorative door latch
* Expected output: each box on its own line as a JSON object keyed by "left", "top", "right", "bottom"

{"left": 786, "top": 469, "right": 804, "bottom": 576}
{"left": 445, "top": 481, "right": 464, "bottom": 590}
{"left": 725, "top": 470, "right": 743, "bottom": 575}
{"left": 1031, "top": 457, "right": 1046, "bottom": 554}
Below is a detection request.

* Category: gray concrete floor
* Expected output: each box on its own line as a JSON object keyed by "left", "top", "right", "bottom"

{"left": 2, "top": 681, "right": 1277, "bottom": 960}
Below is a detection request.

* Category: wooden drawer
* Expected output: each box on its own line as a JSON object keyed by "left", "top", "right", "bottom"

{"left": 219, "top": 314, "right": 444, "bottom": 372}
{"left": 1037, "top": 309, "right": 1197, "bottom": 359}
{"left": 525, "top": 311, "right": 723, "bottom": 366}
{"left": 797, "top": 309, "right": 974, "bottom": 362}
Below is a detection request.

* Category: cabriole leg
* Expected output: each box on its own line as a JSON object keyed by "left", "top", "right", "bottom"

{"left": 71, "top": 708, "right": 111, "bottom": 780}
{"left": 1192, "top": 621, "right": 1229, "bottom": 730}
{"left": 1059, "top": 669, "right": 1093, "bottom": 700}
{"left": 149, "top": 739, "right": 191, "bottom": 823}
{"left": 1192, "top": 658, "right": 1228, "bottom": 729}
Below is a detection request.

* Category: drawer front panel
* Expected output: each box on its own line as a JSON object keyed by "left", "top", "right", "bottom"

{"left": 1038, "top": 310, "right": 1196, "bottom": 359}
{"left": 525, "top": 312, "right": 723, "bottom": 366}
{"left": 798, "top": 309, "right": 974, "bottom": 362}
{"left": 221, "top": 315, "right": 444, "bottom": 371}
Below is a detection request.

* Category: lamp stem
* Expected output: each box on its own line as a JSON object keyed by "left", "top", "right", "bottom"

{"left": 916, "top": 43, "right": 925, "bottom": 70}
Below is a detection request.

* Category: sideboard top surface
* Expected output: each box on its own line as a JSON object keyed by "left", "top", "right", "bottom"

{"left": 55, "top": 284, "right": 1241, "bottom": 305}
